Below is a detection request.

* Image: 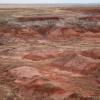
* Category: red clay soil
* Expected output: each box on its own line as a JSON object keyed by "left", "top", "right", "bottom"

{"left": 49, "top": 51, "right": 100, "bottom": 74}
{"left": 81, "top": 49, "right": 100, "bottom": 60}
{"left": 23, "top": 50, "right": 65, "bottom": 61}
{"left": 48, "top": 28, "right": 80, "bottom": 40}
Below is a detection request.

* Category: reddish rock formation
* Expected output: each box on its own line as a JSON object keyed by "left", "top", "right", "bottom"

{"left": 23, "top": 50, "right": 64, "bottom": 61}
{"left": 81, "top": 49, "right": 100, "bottom": 59}
{"left": 50, "top": 52, "right": 100, "bottom": 75}
{"left": 15, "top": 27, "right": 42, "bottom": 39}
{"left": 17, "top": 16, "right": 63, "bottom": 22}
{"left": 10, "top": 66, "right": 41, "bottom": 79}
{"left": 48, "top": 28, "right": 80, "bottom": 40}
{"left": 84, "top": 32, "right": 100, "bottom": 38}
{"left": 79, "top": 15, "right": 100, "bottom": 21}
{"left": 10, "top": 66, "right": 66, "bottom": 100}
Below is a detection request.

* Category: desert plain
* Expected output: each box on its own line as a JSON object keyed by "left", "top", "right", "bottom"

{"left": 0, "top": 4, "right": 100, "bottom": 100}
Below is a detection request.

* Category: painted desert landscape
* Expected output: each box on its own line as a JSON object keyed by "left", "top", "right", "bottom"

{"left": 0, "top": 4, "right": 100, "bottom": 100}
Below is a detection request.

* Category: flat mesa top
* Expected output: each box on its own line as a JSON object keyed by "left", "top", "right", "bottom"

{"left": 0, "top": 4, "right": 100, "bottom": 8}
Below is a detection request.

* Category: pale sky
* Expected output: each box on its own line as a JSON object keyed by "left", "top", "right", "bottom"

{"left": 0, "top": 0, "right": 100, "bottom": 3}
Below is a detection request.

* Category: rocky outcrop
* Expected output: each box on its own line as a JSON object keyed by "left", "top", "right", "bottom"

{"left": 23, "top": 50, "right": 64, "bottom": 61}
{"left": 17, "top": 16, "right": 63, "bottom": 21}
{"left": 48, "top": 28, "right": 80, "bottom": 40}
{"left": 81, "top": 49, "right": 100, "bottom": 59}
{"left": 50, "top": 51, "right": 100, "bottom": 75}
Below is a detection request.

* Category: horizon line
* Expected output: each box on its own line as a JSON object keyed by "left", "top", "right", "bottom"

{"left": 0, "top": 3, "right": 100, "bottom": 4}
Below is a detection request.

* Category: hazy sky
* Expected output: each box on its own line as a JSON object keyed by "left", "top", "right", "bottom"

{"left": 0, "top": 0, "right": 100, "bottom": 3}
